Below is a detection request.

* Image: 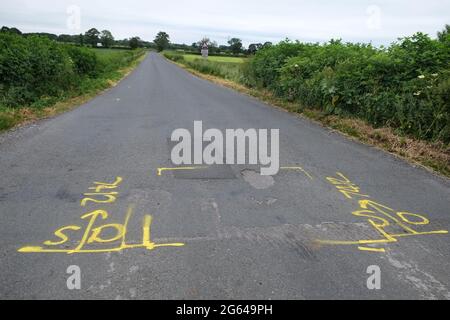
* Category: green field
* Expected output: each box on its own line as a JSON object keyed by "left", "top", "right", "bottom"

{"left": 181, "top": 53, "right": 246, "bottom": 63}
{"left": 163, "top": 51, "right": 246, "bottom": 82}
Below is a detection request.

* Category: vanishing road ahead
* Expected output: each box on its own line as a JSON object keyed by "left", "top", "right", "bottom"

{"left": 1, "top": 52, "right": 449, "bottom": 300}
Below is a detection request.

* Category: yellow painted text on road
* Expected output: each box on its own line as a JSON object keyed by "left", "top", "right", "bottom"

{"left": 19, "top": 206, "right": 185, "bottom": 254}
{"left": 81, "top": 177, "right": 123, "bottom": 207}
{"left": 318, "top": 172, "right": 448, "bottom": 253}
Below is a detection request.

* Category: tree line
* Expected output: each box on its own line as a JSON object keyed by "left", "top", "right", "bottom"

{"left": 192, "top": 37, "right": 273, "bottom": 55}
{"left": 153, "top": 31, "right": 272, "bottom": 56}
{"left": 0, "top": 26, "right": 152, "bottom": 49}
{"left": 1, "top": 26, "right": 268, "bottom": 56}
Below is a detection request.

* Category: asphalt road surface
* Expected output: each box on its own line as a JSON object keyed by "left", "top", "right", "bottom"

{"left": 1, "top": 52, "right": 449, "bottom": 300}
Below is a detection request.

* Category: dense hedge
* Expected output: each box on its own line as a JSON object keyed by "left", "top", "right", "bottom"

{"left": 244, "top": 34, "right": 450, "bottom": 143}
{"left": 0, "top": 34, "right": 75, "bottom": 106}
{"left": 0, "top": 33, "right": 144, "bottom": 108}
{"left": 66, "top": 46, "right": 98, "bottom": 77}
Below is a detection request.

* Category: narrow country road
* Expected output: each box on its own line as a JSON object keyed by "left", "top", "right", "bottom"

{"left": 0, "top": 52, "right": 449, "bottom": 300}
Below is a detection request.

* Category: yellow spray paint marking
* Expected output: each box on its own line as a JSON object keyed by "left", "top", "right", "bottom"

{"left": 358, "top": 247, "right": 386, "bottom": 253}
{"left": 43, "top": 226, "right": 82, "bottom": 246}
{"left": 81, "top": 193, "right": 119, "bottom": 207}
{"left": 157, "top": 165, "right": 313, "bottom": 180}
{"left": 88, "top": 177, "right": 123, "bottom": 192}
{"left": 157, "top": 167, "right": 208, "bottom": 176}
{"left": 326, "top": 172, "right": 369, "bottom": 199}
{"left": 18, "top": 206, "right": 185, "bottom": 254}
{"left": 317, "top": 172, "right": 448, "bottom": 253}
{"left": 81, "top": 177, "right": 123, "bottom": 207}
{"left": 280, "top": 167, "right": 314, "bottom": 180}
{"left": 397, "top": 212, "right": 430, "bottom": 225}
{"left": 20, "top": 177, "right": 184, "bottom": 254}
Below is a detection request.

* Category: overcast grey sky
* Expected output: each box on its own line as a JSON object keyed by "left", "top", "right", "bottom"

{"left": 1, "top": 0, "right": 449, "bottom": 46}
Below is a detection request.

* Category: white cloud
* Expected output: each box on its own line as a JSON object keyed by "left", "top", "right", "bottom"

{"left": 0, "top": 0, "right": 448, "bottom": 46}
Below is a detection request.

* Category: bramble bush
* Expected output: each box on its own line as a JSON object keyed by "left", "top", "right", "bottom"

{"left": 244, "top": 33, "right": 450, "bottom": 143}
{"left": 66, "top": 46, "right": 98, "bottom": 77}
{"left": 0, "top": 33, "right": 75, "bottom": 106}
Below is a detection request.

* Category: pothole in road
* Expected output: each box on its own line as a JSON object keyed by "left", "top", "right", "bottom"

{"left": 241, "top": 170, "right": 275, "bottom": 190}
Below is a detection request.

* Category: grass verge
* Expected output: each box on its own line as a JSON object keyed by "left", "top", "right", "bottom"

{"left": 165, "top": 56, "right": 450, "bottom": 178}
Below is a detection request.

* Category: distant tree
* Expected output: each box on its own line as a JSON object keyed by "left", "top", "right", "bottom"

{"left": 141, "top": 40, "right": 154, "bottom": 49}
{"left": 329, "top": 38, "right": 342, "bottom": 45}
{"left": 154, "top": 31, "right": 170, "bottom": 52}
{"left": 262, "top": 42, "right": 272, "bottom": 49}
{"left": 209, "top": 41, "right": 218, "bottom": 54}
{"left": 78, "top": 33, "right": 85, "bottom": 46}
{"left": 1, "top": 26, "right": 22, "bottom": 35}
{"left": 248, "top": 43, "right": 263, "bottom": 54}
{"left": 219, "top": 45, "right": 230, "bottom": 53}
{"left": 129, "top": 37, "right": 142, "bottom": 49}
{"left": 10, "top": 27, "right": 22, "bottom": 35}
{"left": 58, "top": 34, "right": 73, "bottom": 43}
{"left": 100, "top": 30, "right": 114, "bottom": 48}
{"left": 438, "top": 24, "right": 450, "bottom": 42}
{"left": 228, "top": 38, "right": 243, "bottom": 54}
{"left": 248, "top": 44, "right": 257, "bottom": 54}
{"left": 85, "top": 28, "right": 100, "bottom": 47}
{"left": 24, "top": 33, "right": 57, "bottom": 41}
{"left": 114, "top": 38, "right": 128, "bottom": 47}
